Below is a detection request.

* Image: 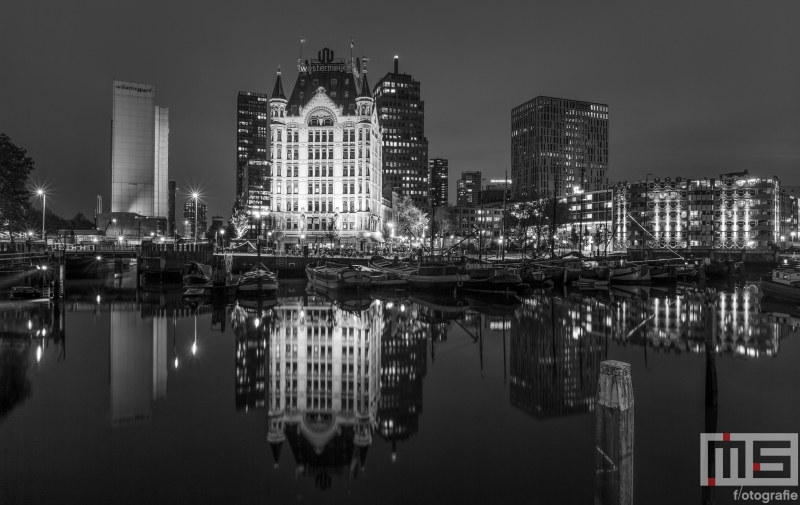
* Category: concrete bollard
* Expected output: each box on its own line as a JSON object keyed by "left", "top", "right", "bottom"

{"left": 595, "top": 360, "right": 634, "bottom": 505}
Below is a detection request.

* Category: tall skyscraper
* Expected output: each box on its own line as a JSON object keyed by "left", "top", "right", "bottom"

{"left": 236, "top": 91, "right": 270, "bottom": 205}
{"left": 511, "top": 96, "right": 608, "bottom": 200}
{"left": 428, "top": 158, "right": 448, "bottom": 208}
{"left": 111, "top": 81, "right": 168, "bottom": 217}
{"left": 374, "top": 56, "right": 429, "bottom": 207}
{"left": 456, "top": 171, "right": 481, "bottom": 206}
{"left": 266, "top": 46, "right": 384, "bottom": 249}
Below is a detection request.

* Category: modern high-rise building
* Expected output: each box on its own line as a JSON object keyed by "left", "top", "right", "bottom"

{"left": 428, "top": 158, "right": 448, "bottom": 208}
{"left": 266, "top": 46, "right": 384, "bottom": 249}
{"left": 183, "top": 201, "right": 207, "bottom": 238}
{"left": 111, "top": 80, "right": 169, "bottom": 217}
{"left": 236, "top": 91, "right": 270, "bottom": 221}
{"left": 456, "top": 171, "right": 481, "bottom": 206}
{"left": 374, "top": 56, "right": 429, "bottom": 207}
{"left": 511, "top": 96, "right": 608, "bottom": 200}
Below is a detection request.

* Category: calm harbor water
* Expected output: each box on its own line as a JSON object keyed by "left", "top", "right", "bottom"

{"left": 1, "top": 271, "right": 799, "bottom": 504}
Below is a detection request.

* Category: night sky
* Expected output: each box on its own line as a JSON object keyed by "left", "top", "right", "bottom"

{"left": 1, "top": 0, "right": 798, "bottom": 221}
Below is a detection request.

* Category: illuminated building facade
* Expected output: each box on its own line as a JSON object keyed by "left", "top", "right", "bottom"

{"left": 267, "top": 47, "right": 385, "bottom": 249}
{"left": 182, "top": 201, "right": 207, "bottom": 238}
{"left": 374, "top": 56, "right": 429, "bottom": 207}
{"left": 111, "top": 80, "right": 169, "bottom": 218}
{"left": 428, "top": 158, "right": 448, "bottom": 208}
{"left": 236, "top": 91, "right": 270, "bottom": 199}
{"left": 457, "top": 171, "right": 481, "bottom": 207}
{"left": 511, "top": 96, "right": 608, "bottom": 200}
{"left": 614, "top": 171, "right": 785, "bottom": 251}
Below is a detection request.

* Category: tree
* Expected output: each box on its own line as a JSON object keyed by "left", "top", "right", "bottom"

{"left": 323, "top": 219, "right": 340, "bottom": 245}
{"left": 0, "top": 134, "right": 35, "bottom": 240}
{"left": 395, "top": 196, "right": 427, "bottom": 239}
{"left": 229, "top": 196, "right": 249, "bottom": 239}
{"left": 432, "top": 206, "right": 456, "bottom": 250}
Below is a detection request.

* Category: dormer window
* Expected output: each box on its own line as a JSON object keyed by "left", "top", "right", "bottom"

{"left": 313, "top": 79, "right": 319, "bottom": 87}
{"left": 299, "top": 92, "right": 304, "bottom": 100}
{"left": 300, "top": 79, "right": 305, "bottom": 86}
{"left": 331, "top": 91, "right": 337, "bottom": 98}
{"left": 331, "top": 79, "right": 338, "bottom": 85}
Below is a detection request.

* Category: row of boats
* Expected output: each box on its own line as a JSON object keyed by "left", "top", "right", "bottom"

{"left": 305, "top": 257, "right": 529, "bottom": 295}
{"left": 180, "top": 255, "right": 740, "bottom": 299}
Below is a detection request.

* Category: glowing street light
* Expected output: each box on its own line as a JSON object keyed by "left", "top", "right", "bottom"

{"left": 35, "top": 188, "right": 45, "bottom": 240}
{"left": 191, "top": 192, "right": 200, "bottom": 245}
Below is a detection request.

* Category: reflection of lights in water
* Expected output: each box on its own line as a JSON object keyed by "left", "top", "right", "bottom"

{"left": 42, "top": 328, "right": 46, "bottom": 337}
{"left": 400, "top": 305, "right": 405, "bottom": 312}
{"left": 192, "top": 342, "right": 197, "bottom": 356}
{"left": 36, "top": 345, "right": 42, "bottom": 363}
{"left": 174, "top": 357, "right": 179, "bottom": 369}
{"left": 28, "top": 320, "right": 32, "bottom": 330}
{"left": 254, "top": 318, "right": 260, "bottom": 327}
{"left": 96, "top": 295, "right": 101, "bottom": 303}
{"left": 386, "top": 302, "right": 394, "bottom": 309}
{"left": 299, "top": 310, "right": 305, "bottom": 318}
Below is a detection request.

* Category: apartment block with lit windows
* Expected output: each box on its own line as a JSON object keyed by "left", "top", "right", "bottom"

{"left": 511, "top": 96, "right": 608, "bottom": 201}
{"left": 428, "top": 158, "right": 448, "bottom": 208}
{"left": 374, "top": 57, "right": 429, "bottom": 207}
{"left": 613, "top": 171, "right": 787, "bottom": 251}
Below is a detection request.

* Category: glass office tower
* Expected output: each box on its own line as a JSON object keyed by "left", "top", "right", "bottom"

{"left": 111, "top": 80, "right": 169, "bottom": 217}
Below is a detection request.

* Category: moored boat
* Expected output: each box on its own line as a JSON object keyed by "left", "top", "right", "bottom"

{"left": 354, "top": 265, "right": 408, "bottom": 288}
{"left": 407, "top": 264, "right": 466, "bottom": 292}
{"left": 760, "top": 268, "right": 800, "bottom": 304}
{"left": 306, "top": 262, "right": 371, "bottom": 290}
{"left": 459, "top": 267, "right": 528, "bottom": 294}
{"left": 182, "top": 261, "right": 212, "bottom": 287}
{"left": 238, "top": 263, "right": 278, "bottom": 294}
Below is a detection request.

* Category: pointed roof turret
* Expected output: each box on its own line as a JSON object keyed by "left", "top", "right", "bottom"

{"left": 358, "top": 72, "right": 372, "bottom": 99}
{"left": 271, "top": 67, "right": 286, "bottom": 100}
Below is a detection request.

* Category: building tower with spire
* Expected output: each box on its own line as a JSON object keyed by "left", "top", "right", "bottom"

{"left": 373, "top": 56, "right": 429, "bottom": 207}
{"left": 265, "top": 45, "right": 384, "bottom": 250}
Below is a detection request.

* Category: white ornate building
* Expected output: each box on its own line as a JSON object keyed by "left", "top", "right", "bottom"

{"left": 265, "top": 47, "right": 384, "bottom": 249}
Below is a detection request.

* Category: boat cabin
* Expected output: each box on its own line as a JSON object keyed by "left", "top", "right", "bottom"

{"left": 771, "top": 269, "right": 800, "bottom": 286}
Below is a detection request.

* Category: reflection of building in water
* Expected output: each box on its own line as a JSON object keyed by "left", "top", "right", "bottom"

{"left": 110, "top": 304, "right": 168, "bottom": 426}
{"left": 376, "top": 300, "right": 427, "bottom": 461}
{"left": 267, "top": 295, "right": 381, "bottom": 483}
{"left": 230, "top": 303, "right": 267, "bottom": 412}
{"left": 611, "top": 286, "right": 794, "bottom": 359}
{"left": 510, "top": 296, "right": 608, "bottom": 419}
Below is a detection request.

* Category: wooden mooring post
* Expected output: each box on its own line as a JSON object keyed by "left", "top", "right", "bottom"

{"left": 595, "top": 360, "right": 634, "bottom": 505}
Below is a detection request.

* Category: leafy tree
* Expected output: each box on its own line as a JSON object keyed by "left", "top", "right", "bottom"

{"left": 395, "top": 196, "right": 427, "bottom": 239}
{"left": 0, "top": 134, "right": 35, "bottom": 240}
{"left": 229, "top": 196, "right": 250, "bottom": 239}
{"left": 432, "top": 206, "right": 456, "bottom": 250}
{"left": 323, "top": 218, "right": 340, "bottom": 245}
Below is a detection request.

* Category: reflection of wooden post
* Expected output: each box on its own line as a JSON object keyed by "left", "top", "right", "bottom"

{"left": 595, "top": 360, "right": 634, "bottom": 505}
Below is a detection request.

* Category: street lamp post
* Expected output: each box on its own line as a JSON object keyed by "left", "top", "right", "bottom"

{"left": 192, "top": 192, "right": 199, "bottom": 245}
{"left": 36, "top": 189, "right": 45, "bottom": 242}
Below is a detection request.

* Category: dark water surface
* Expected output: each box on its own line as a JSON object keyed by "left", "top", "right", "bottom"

{"left": 1, "top": 272, "right": 798, "bottom": 504}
